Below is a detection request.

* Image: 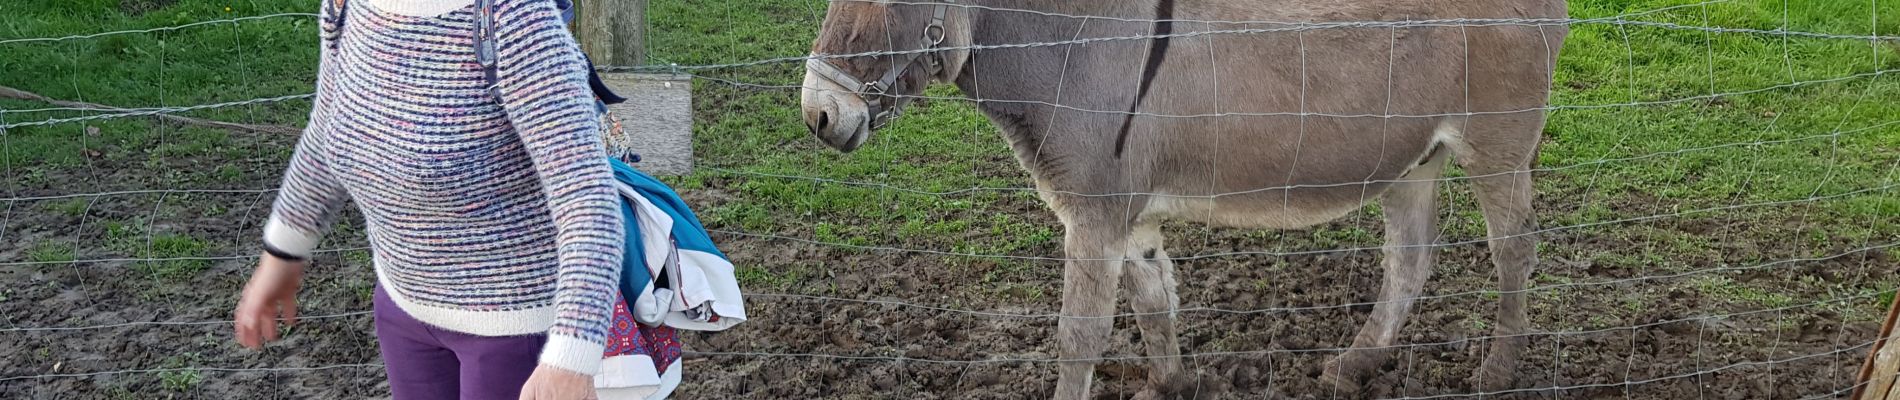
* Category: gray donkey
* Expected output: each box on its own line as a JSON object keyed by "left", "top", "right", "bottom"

{"left": 799, "top": 0, "right": 1567, "bottom": 398}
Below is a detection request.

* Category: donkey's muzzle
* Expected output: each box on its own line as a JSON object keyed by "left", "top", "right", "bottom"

{"left": 800, "top": 67, "right": 871, "bottom": 152}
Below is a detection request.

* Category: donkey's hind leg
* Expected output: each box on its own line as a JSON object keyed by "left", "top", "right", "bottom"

{"left": 1122, "top": 222, "right": 1188, "bottom": 399}
{"left": 1320, "top": 149, "right": 1449, "bottom": 394}
{"left": 1459, "top": 141, "right": 1535, "bottom": 390}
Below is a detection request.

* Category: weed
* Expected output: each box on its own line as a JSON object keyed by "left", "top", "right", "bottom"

{"left": 159, "top": 369, "right": 202, "bottom": 392}
{"left": 137, "top": 234, "right": 216, "bottom": 282}
{"left": 1690, "top": 275, "right": 1796, "bottom": 308}
{"left": 26, "top": 241, "right": 75, "bottom": 263}
{"left": 735, "top": 264, "right": 808, "bottom": 290}
{"left": 42, "top": 199, "right": 89, "bottom": 217}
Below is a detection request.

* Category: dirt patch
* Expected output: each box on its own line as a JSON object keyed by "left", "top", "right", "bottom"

{"left": 669, "top": 211, "right": 1891, "bottom": 400}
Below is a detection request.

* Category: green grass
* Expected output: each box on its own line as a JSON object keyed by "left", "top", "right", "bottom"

{"left": 1, "top": 0, "right": 309, "bottom": 178}
{"left": 735, "top": 262, "right": 826, "bottom": 292}
{"left": 136, "top": 233, "right": 214, "bottom": 280}
{"left": 158, "top": 368, "right": 202, "bottom": 392}
{"left": 1690, "top": 275, "right": 1798, "bottom": 308}
{"left": 155, "top": 352, "right": 204, "bottom": 393}
{"left": 5, "top": 0, "right": 1892, "bottom": 227}
{"left": 25, "top": 240, "right": 75, "bottom": 263}
{"left": 40, "top": 198, "right": 89, "bottom": 217}
{"left": 647, "top": 0, "right": 1900, "bottom": 271}
{"left": 98, "top": 219, "right": 216, "bottom": 281}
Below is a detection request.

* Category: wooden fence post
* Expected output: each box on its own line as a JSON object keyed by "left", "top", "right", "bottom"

{"left": 1858, "top": 293, "right": 1900, "bottom": 399}
{"left": 573, "top": 0, "right": 693, "bottom": 176}
{"left": 575, "top": 0, "right": 646, "bottom": 67}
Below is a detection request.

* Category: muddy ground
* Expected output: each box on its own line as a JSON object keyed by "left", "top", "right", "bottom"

{"left": 1, "top": 126, "right": 1895, "bottom": 400}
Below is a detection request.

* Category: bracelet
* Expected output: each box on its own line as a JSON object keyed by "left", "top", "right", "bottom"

{"left": 262, "top": 243, "right": 309, "bottom": 262}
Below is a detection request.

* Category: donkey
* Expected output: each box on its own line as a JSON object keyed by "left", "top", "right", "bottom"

{"left": 800, "top": 0, "right": 1567, "bottom": 397}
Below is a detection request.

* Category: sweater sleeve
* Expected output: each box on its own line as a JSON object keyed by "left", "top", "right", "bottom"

{"left": 261, "top": 3, "right": 351, "bottom": 259}
{"left": 491, "top": 0, "right": 625, "bottom": 375}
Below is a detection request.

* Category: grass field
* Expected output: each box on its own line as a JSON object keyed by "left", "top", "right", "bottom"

{"left": 3, "top": 0, "right": 1899, "bottom": 398}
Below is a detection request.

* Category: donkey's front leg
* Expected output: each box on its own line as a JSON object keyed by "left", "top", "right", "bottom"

{"left": 1055, "top": 225, "right": 1128, "bottom": 400}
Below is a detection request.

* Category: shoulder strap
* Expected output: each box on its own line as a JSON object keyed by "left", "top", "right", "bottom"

{"left": 473, "top": 0, "right": 624, "bottom": 104}
{"left": 552, "top": 0, "right": 575, "bottom": 23}
{"left": 473, "top": 0, "right": 502, "bottom": 98}
{"left": 325, "top": 0, "right": 349, "bottom": 48}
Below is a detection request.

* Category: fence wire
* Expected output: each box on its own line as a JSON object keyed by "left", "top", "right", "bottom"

{"left": 3, "top": 182, "right": 1892, "bottom": 268}
{"left": 2, "top": 1, "right": 1896, "bottom": 398}
{"left": 0, "top": 13, "right": 316, "bottom": 46}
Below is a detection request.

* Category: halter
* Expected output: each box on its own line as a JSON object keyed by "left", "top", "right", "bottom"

{"left": 805, "top": 1, "right": 953, "bottom": 130}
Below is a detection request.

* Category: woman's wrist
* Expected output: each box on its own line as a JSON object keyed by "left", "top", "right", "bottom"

{"left": 262, "top": 217, "right": 322, "bottom": 260}
{"left": 538, "top": 334, "right": 606, "bottom": 376}
{"left": 257, "top": 249, "right": 309, "bottom": 274}
{"left": 261, "top": 243, "right": 309, "bottom": 263}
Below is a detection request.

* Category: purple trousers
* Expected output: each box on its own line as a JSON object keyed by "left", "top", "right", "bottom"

{"left": 374, "top": 285, "right": 545, "bottom": 400}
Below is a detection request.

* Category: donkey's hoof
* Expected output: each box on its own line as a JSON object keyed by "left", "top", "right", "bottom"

{"left": 1132, "top": 371, "right": 1223, "bottom": 400}
{"left": 1470, "top": 339, "right": 1526, "bottom": 391}
{"left": 1468, "top": 369, "right": 1515, "bottom": 392}
{"left": 1320, "top": 349, "right": 1388, "bottom": 395}
{"left": 1318, "top": 355, "right": 1366, "bottom": 394}
{"left": 1318, "top": 373, "right": 1360, "bottom": 395}
{"left": 1469, "top": 358, "right": 1520, "bottom": 391}
{"left": 1132, "top": 388, "right": 1166, "bottom": 400}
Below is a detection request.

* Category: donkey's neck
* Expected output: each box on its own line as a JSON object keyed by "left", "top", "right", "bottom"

{"left": 953, "top": 0, "right": 1168, "bottom": 183}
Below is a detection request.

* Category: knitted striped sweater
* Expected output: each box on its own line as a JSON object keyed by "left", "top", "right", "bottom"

{"left": 263, "top": 0, "right": 623, "bottom": 374}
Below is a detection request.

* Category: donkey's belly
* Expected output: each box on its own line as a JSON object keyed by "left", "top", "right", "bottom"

{"left": 1140, "top": 185, "right": 1382, "bottom": 230}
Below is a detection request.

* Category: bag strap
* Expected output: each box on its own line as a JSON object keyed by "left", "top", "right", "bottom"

{"left": 473, "top": 0, "right": 502, "bottom": 98}
{"left": 472, "top": 0, "right": 636, "bottom": 162}
{"left": 472, "top": 0, "right": 622, "bottom": 103}
{"left": 329, "top": 0, "right": 347, "bottom": 22}
{"left": 324, "top": 0, "right": 348, "bottom": 49}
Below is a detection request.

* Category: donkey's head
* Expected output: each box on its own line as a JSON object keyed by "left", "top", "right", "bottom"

{"left": 801, "top": 0, "right": 972, "bottom": 152}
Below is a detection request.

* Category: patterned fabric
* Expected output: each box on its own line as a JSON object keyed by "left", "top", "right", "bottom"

{"left": 603, "top": 292, "right": 683, "bottom": 375}
{"left": 263, "top": 0, "right": 623, "bottom": 374}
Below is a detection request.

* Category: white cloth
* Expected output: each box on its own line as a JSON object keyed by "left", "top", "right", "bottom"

{"left": 617, "top": 181, "right": 748, "bottom": 332}
{"left": 595, "top": 180, "right": 747, "bottom": 398}
{"left": 596, "top": 358, "right": 681, "bottom": 400}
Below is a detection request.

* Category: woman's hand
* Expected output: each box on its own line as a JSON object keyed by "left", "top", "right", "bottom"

{"left": 233, "top": 253, "right": 305, "bottom": 349}
{"left": 520, "top": 364, "right": 597, "bottom": 400}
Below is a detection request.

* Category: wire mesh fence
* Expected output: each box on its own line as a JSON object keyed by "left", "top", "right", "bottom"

{"left": 2, "top": 0, "right": 1897, "bottom": 398}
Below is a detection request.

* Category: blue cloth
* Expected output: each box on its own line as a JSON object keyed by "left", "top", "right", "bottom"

{"left": 609, "top": 158, "right": 727, "bottom": 302}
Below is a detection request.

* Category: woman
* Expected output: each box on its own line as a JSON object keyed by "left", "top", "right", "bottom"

{"left": 232, "top": 1, "right": 621, "bottom": 399}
